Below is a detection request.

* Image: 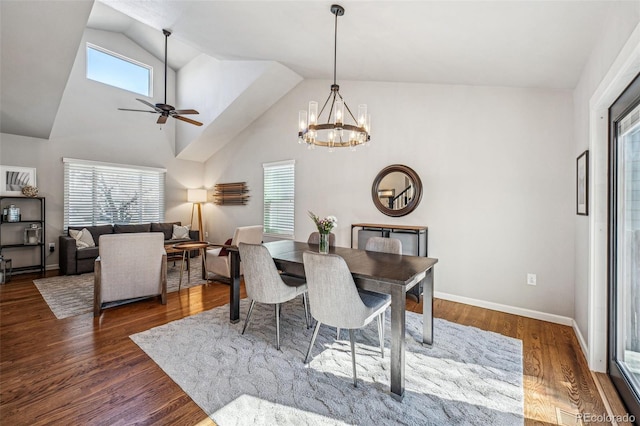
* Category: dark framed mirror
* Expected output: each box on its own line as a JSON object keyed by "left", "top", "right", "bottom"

{"left": 371, "top": 164, "right": 423, "bottom": 217}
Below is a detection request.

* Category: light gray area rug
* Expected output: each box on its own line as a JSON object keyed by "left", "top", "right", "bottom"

{"left": 34, "top": 257, "right": 208, "bottom": 319}
{"left": 131, "top": 299, "right": 524, "bottom": 425}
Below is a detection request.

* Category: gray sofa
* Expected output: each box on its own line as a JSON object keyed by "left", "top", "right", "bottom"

{"left": 59, "top": 222, "right": 199, "bottom": 275}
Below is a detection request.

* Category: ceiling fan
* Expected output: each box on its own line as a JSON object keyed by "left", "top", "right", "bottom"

{"left": 119, "top": 29, "right": 202, "bottom": 126}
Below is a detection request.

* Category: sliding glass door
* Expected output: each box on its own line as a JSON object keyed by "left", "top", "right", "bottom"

{"left": 609, "top": 73, "right": 640, "bottom": 422}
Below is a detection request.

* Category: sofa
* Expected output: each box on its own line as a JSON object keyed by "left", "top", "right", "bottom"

{"left": 59, "top": 222, "right": 199, "bottom": 275}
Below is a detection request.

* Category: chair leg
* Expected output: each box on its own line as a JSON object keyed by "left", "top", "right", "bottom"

{"left": 305, "top": 321, "right": 322, "bottom": 363}
{"left": 302, "top": 293, "right": 310, "bottom": 329}
{"left": 377, "top": 311, "right": 385, "bottom": 358}
{"left": 242, "top": 300, "right": 256, "bottom": 335}
{"left": 275, "top": 303, "right": 281, "bottom": 350}
{"left": 349, "top": 329, "right": 358, "bottom": 387}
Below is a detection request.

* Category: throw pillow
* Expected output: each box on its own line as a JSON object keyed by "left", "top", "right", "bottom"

{"left": 218, "top": 238, "right": 233, "bottom": 256}
{"left": 172, "top": 224, "right": 191, "bottom": 240}
{"left": 69, "top": 228, "right": 96, "bottom": 249}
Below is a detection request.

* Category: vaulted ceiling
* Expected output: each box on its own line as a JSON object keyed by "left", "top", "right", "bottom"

{"left": 1, "top": 1, "right": 633, "bottom": 149}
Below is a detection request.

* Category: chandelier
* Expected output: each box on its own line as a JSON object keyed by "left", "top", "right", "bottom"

{"left": 297, "top": 4, "right": 370, "bottom": 151}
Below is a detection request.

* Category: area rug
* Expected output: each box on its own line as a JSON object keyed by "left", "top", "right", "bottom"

{"left": 34, "top": 257, "right": 208, "bottom": 319}
{"left": 130, "top": 299, "right": 524, "bottom": 425}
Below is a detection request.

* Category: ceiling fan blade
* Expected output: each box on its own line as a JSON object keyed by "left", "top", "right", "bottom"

{"left": 173, "top": 115, "right": 203, "bottom": 126}
{"left": 118, "top": 108, "right": 158, "bottom": 113}
{"left": 157, "top": 115, "right": 168, "bottom": 124}
{"left": 136, "top": 98, "right": 162, "bottom": 112}
{"left": 173, "top": 109, "right": 199, "bottom": 115}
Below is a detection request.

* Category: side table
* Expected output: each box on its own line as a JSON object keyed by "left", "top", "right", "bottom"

{"left": 172, "top": 241, "right": 210, "bottom": 290}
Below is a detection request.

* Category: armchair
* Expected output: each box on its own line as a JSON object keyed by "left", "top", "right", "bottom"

{"left": 94, "top": 233, "right": 167, "bottom": 316}
{"left": 205, "top": 225, "right": 263, "bottom": 282}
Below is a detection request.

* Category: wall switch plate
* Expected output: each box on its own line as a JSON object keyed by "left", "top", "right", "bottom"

{"left": 527, "top": 273, "right": 537, "bottom": 286}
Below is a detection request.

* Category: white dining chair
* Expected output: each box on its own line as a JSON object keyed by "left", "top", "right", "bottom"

{"left": 239, "top": 242, "right": 310, "bottom": 350}
{"left": 302, "top": 251, "right": 390, "bottom": 387}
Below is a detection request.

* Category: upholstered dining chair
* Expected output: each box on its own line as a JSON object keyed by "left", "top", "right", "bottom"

{"left": 238, "top": 243, "right": 310, "bottom": 349}
{"left": 307, "top": 232, "right": 336, "bottom": 247}
{"left": 333, "top": 236, "right": 401, "bottom": 340}
{"left": 205, "top": 225, "right": 263, "bottom": 282}
{"left": 302, "top": 251, "right": 391, "bottom": 387}
{"left": 94, "top": 232, "right": 167, "bottom": 317}
{"left": 365, "top": 236, "right": 402, "bottom": 255}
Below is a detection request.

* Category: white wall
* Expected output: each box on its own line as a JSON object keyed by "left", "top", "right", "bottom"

{"left": 203, "top": 79, "right": 576, "bottom": 317}
{"left": 0, "top": 28, "right": 203, "bottom": 270}
{"left": 572, "top": 3, "right": 640, "bottom": 369}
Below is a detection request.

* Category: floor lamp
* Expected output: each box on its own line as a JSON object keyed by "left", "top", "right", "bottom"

{"left": 187, "top": 189, "right": 207, "bottom": 240}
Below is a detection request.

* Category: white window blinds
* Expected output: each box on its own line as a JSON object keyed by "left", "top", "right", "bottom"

{"left": 63, "top": 158, "right": 165, "bottom": 229}
{"left": 263, "top": 160, "right": 295, "bottom": 238}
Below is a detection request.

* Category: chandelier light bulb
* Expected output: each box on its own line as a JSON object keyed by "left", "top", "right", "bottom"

{"left": 334, "top": 100, "right": 344, "bottom": 126}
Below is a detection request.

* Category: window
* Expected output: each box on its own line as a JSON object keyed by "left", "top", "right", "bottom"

{"left": 263, "top": 160, "right": 295, "bottom": 238}
{"left": 86, "top": 43, "right": 152, "bottom": 96}
{"left": 63, "top": 158, "right": 165, "bottom": 229}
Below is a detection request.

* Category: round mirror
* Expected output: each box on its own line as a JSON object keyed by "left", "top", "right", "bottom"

{"left": 371, "top": 164, "right": 423, "bottom": 217}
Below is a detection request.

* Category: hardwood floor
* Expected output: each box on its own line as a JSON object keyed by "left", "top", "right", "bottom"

{"left": 0, "top": 270, "right": 625, "bottom": 425}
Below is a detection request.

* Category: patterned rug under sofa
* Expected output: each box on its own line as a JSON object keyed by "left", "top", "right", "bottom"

{"left": 34, "top": 257, "right": 208, "bottom": 319}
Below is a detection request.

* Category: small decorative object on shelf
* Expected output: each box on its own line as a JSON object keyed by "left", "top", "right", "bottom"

{"left": 213, "top": 182, "right": 250, "bottom": 205}
{"left": 24, "top": 224, "right": 42, "bottom": 245}
{"left": 21, "top": 185, "right": 38, "bottom": 197}
{"left": 7, "top": 204, "right": 20, "bottom": 222}
{"left": 308, "top": 211, "right": 337, "bottom": 254}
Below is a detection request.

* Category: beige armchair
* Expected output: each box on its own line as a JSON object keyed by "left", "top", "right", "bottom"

{"left": 94, "top": 233, "right": 167, "bottom": 317}
{"left": 205, "top": 225, "right": 263, "bottom": 282}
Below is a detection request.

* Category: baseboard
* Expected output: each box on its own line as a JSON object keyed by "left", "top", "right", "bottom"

{"left": 572, "top": 319, "right": 589, "bottom": 360}
{"left": 434, "top": 291, "right": 574, "bottom": 326}
{"left": 46, "top": 264, "right": 59, "bottom": 271}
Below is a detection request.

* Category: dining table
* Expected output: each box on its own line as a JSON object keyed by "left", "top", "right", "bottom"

{"left": 227, "top": 240, "right": 438, "bottom": 401}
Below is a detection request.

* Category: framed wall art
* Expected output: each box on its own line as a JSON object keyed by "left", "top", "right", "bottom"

{"left": 0, "top": 166, "right": 37, "bottom": 196}
{"left": 576, "top": 150, "right": 588, "bottom": 215}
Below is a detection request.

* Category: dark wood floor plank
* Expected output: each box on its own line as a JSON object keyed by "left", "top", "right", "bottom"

{"left": 0, "top": 271, "right": 624, "bottom": 425}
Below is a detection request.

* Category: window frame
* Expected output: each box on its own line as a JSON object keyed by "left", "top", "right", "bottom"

{"left": 263, "top": 160, "right": 295, "bottom": 239}
{"left": 86, "top": 43, "right": 153, "bottom": 97}
{"left": 63, "top": 158, "right": 166, "bottom": 230}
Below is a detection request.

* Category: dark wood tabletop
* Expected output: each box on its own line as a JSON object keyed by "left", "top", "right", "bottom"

{"left": 264, "top": 240, "right": 437, "bottom": 285}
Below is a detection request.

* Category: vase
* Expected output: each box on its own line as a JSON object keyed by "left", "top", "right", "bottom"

{"left": 318, "top": 233, "right": 329, "bottom": 254}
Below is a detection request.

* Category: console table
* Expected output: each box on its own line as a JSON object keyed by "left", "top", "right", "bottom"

{"left": 351, "top": 223, "right": 427, "bottom": 254}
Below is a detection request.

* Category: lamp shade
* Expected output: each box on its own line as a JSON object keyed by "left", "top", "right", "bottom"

{"left": 187, "top": 189, "right": 207, "bottom": 203}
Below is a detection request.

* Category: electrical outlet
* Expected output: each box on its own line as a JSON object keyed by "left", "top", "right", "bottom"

{"left": 527, "top": 273, "right": 537, "bottom": 286}
{"left": 49, "top": 243, "right": 55, "bottom": 252}
{"left": 205, "top": 231, "right": 208, "bottom": 238}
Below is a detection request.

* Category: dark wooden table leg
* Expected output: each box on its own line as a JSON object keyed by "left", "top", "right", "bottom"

{"left": 229, "top": 249, "right": 241, "bottom": 323}
{"left": 178, "top": 250, "right": 187, "bottom": 291}
{"left": 390, "top": 285, "right": 407, "bottom": 401}
{"left": 200, "top": 248, "right": 207, "bottom": 280}
{"left": 422, "top": 267, "right": 434, "bottom": 345}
